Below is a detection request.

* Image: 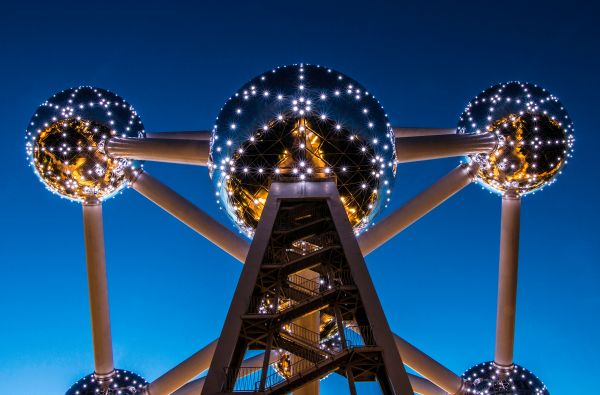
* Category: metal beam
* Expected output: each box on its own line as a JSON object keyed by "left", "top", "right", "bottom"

{"left": 82, "top": 200, "right": 114, "bottom": 377}
{"left": 146, "top": 131, "right": 211, "bottom": 140}
{"left": 107, "top": 137, "right": 209, "bottom": 165}
{"left": 494, "top": 194, "right": 521, "bottom": 367}
{"left": 130, "top": 171, "right": 250, "bottom": 262}
{"left": 396, "top": 133, "right": 496, "bottom": 163}
{"left": 358, "top": 164, "right": 477, "bottom": 255}
{"left": 393, "top": 127, "right": 456, "bottom": 138}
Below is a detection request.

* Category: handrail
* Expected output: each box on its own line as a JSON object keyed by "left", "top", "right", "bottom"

{"left": 281, "top": 322, "right": 323, "bottom": 348}
{"left": 224, "top": 324, "right": 378, "bottom": 392}
{"left": 344, "top": 325, "right": 375, "bottom": 347}
{"left": 247, "top": 270, "right": 355, "bottom": 315}
{"left": 287, "top": 274, "right": 320, "bottom": 296}
{"left": 265, "top": 357, "right": 316, "bottom": 390}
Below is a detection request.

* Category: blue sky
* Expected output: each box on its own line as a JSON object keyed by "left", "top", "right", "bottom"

{"left": 0, "top": 1, "right": 598, "bottom": 393}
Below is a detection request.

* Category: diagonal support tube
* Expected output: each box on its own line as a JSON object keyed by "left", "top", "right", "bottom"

{"left": 146, "top": 131, "right": 211, "bottom": 140}
{"left": 494, "top": 193, "right": 521, "bottom": 367}
{"left": 107, "top": 137, "right": 210, "bottom": 165}
{"left": 410, "top": 375, "right": 451, "bottom": 395}
{"left": 394, "top": 335, "right": 463, "bottom": 394}
{"left": 393, "top": 127, "right": 456, "bottom": 138}
{"left": 396, "top": 133, "right": 497, "bottom": 163}
{"left": 146, "top": 340, "right": 218, "bottom": 395}
{"left": 170, "top": 377, "right": 206, "bottom": 395}
{"left": 82, "top": 200, "right": 114, "bottom": 377}
{"left": 358, "top": 164, "right": 478, "bottom": 256}
{"left": 130, "top": 171, "right": 250, "bottom": 262}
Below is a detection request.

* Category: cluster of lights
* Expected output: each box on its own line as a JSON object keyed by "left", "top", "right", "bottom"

{"left": 462, "top": 362, "right": 549, "bottom": 394}
{"left": 457, "top": 82, "right": 574, "bottom": 196}
{"left": 209, "top": 64, "right": 396, "bottom": 237}
{"left": 25, "top": 86, "right": 145, "bottom": 202}
{"left": 65, "top": 369, "right": 148, "bottom": 395}
{"left": 319, "top": 332, "right": 345, "bottom": 352}
{"left": 272, "top": 352, "right": 298, "bottom": 380}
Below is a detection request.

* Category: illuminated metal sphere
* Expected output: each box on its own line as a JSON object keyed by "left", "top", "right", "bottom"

{"left": 457, "top": 82, "right": 574, "bottom": 195}
{"left": 65, "top": 369, "right": 147, "bottom": 395}
{"left": 25, "top": 86, "right": 145, "bottom": 202}
{"left": 462, "top": 361, "right": 549, "bottom": 394}
{"left": 210, "top": 64, "right": 396, "bottom": 236}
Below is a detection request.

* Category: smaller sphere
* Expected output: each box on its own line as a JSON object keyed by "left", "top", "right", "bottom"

{"left": 25, "top": 86, "right": 145, "bottom": 202}
{"left": 65, "top": 369, "right": 147, "bottom": 395}
{"left": 462, "top": 361, "right": 549, "bottom": 394}
{"left": 457, "top": 82, "right": 574, "bottom": 195}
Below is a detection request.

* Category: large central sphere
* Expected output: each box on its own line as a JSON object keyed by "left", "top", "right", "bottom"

{"left": 210, "top": 64, "right": 396, "bottom": 236}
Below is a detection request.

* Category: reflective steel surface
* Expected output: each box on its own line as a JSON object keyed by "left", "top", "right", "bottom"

{"left": 210, "top": 64, "right": 396, "bottom": 236}
{"left": 65, "top": 369, "right": 147, "bottom": 395}
{"left": 462, "top": 361, "right": 549, "bottom": 394}
{"left": 25, "top": 87, "right": 145, "bottom": 201}
{"left": 458, "top": 82, "right": 574, "bottom": 195}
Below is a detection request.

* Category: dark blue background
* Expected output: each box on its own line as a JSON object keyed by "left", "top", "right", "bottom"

{"left": 1, "top": 1, "right": 598, "bottom": 393}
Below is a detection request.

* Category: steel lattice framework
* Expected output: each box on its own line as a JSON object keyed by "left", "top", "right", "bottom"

{"left": 24, "top": 65, "right": 574, "bottom": 395}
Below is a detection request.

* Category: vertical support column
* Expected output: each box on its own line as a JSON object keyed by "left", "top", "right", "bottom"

{"left": 494, "top": 193, "right": 521, "bottom": 367}
{"left": 259, "top": 332, "right": 273, "bottom": 391}
{"left": 82, "top": 200, "right": 114, "bottom": 377}
{"left": 346, "top": 368, "right": 358, "bottom": 395}
{"left": 333, "top": 304, "right": 356, "bottom": 395}
{"left": 334, "top": 305, "right": 347, "bottom": 349}
{"left": 292, "top": 269, "right": 320, "bottom": 395}
{"left": 335, "top": 306, "right": 357, "bottom": 395}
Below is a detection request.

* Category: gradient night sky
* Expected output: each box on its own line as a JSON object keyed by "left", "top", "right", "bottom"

{"left": 1, "top": 1, "right": 598, "bottom": 394}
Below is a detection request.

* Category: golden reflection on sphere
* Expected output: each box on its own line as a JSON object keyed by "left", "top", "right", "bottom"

{"left": 458, "top": 82, "right": 574, "bottom": 195}
{"left": 25, "top": 87, "right": 145, "bottom": 201}
{"left": 210, "top": 64, "right": 396, "bottom": 236}
{"left": 33, "top": 119, "right": 131, "bottom": 200}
